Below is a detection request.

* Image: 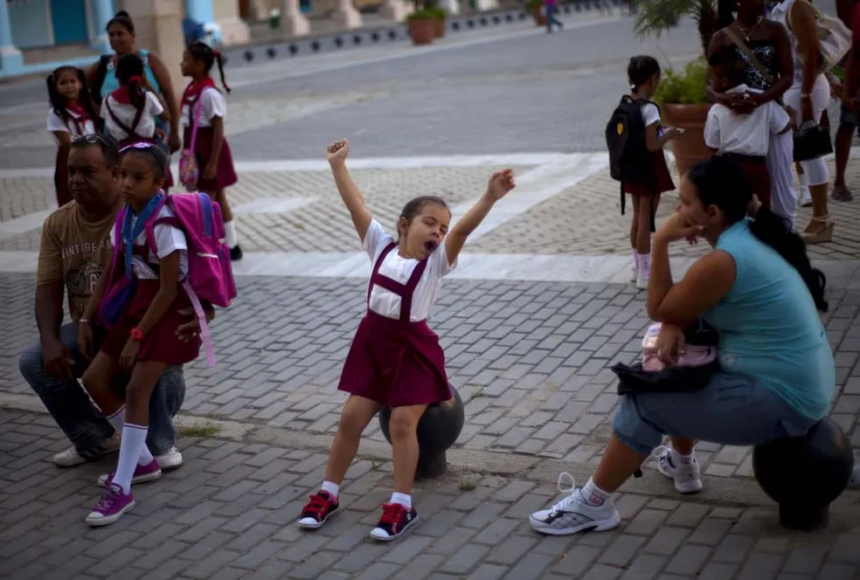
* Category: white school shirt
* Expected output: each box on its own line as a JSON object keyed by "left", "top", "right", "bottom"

{"left": 704, "top": 86, "right": 790, "bottom": 156}
{"left": 111, "top": 205, "right": 189, "bottom": 280}
{"left": 363, "top": 219, "right": 457, "bottom": 322}
{"left": 46, "top": 108, "right": 97, "bottom": 144}
{"left": 101, "top": 92, "right": 163, "bottom": 142}
{"left": 180, "top": 88, "right": 227, "bottom": 128}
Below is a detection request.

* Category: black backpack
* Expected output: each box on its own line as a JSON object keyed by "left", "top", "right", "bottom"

{"left": 605, "top": 95, "right": 655, "bottom": 217}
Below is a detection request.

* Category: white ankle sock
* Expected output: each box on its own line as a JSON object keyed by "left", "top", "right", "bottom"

{"left": 671, "top": 447, "right": 694, "bottom": 466}
{"left": 106, "top": 407, "right": 125, "bottom": 434}
{"left": 113, "top": 424, "right": 148, "bottom": 494}
{"left": 390, "top": 492, "right": 412, "bottom": 509}
{"left": 581, "top": 478, "right": 612, "bottom": 507}
{"left": 321, "top": 480, "right": 340, "bottom": 499}
{"left": 631, "top": 249, "right": 639, "bottom": 271}
{"left": 638, "top": 253, "right": 651, "bottom": 277}
{"left": 224, "top": 221, "right": 238, "bottom": 249}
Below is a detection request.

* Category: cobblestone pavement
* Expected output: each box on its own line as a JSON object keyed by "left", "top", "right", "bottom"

{"left": 1, "top": 406, "right": 859, "bottom": 580}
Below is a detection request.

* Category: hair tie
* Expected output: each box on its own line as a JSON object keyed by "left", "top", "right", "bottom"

{"left": 129, "top": 75, "right": 142, "bottom": 84}
{"left": 630, "top": 84, "right": 638, "bottom": 93}
{"left": 213, "top": 50, "right": 220, "bottom": 57}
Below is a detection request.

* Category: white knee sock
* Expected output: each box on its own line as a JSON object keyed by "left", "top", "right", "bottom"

{"left": 224, "top": 221, "right": 238, "bottom": 249}
{"left": 631, "top": 249, "right": 639, "bottom": 272}
{"left": 638, "top": 254, "right": 651, "bottom": 278}
{"left": 106, "top": 407, "right": 125, "bottom": 434}
{"left": 113, "top": 424, "right": 148, "bottom": 494}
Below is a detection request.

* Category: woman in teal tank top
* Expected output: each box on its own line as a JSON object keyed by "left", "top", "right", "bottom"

{"left": 86, "top": 11, "right": 181, "bottom": 154}
{"left": 528, "top": 156, "right": 837, "bottom": 537}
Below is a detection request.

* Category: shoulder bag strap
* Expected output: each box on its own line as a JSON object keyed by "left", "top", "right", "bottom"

{"left": 723, "top": 27, "right": 776, "bottom": 86}
{"left": 187, "top": 92, "right": 204, "bottom": 152}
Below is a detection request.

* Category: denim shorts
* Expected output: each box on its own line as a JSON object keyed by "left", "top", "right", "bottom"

{"left": 611, "top": 371, "right": 818, "bottom": 456}
{"left": 840, "top": 102, "right": 858, "bottom": 129}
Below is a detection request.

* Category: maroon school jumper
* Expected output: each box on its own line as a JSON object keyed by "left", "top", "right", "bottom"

{"left": 337, "top": 243, "right": 451, "bottom": 407}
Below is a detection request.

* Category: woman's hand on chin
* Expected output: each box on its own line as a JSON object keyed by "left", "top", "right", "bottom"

{"left": 655, "top": 213, "right": 704, "bottom": 245}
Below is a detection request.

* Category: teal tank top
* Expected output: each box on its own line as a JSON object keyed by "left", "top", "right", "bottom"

{"left": 100, "top": 50, "right": 161, "bottom": 99}
{"left": 702, "top": 219, "right": 834, "bottom": 420}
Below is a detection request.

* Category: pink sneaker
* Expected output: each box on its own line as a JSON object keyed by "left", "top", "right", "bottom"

{"left": 85, "top": 483, "right": 135, "bottom": 526}
{"left": 96, "top": 458, "right": 162, "bottom": 487}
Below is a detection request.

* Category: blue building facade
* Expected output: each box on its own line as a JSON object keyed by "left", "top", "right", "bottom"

{"left": 0, "top": 0, "right": 219, "bottom": 78}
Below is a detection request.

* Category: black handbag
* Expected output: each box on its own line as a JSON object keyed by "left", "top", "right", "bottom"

{"left": 793, "top": 121, "right": 833, "bottom": 162}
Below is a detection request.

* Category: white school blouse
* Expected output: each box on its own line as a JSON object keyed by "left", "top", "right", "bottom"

{"left": 46, "top": 108, "right": 97, "bottom": 144}
{"left": 101, "top": 92, "right": 163, "bottom": 142}
{"left": 704, "top": 86, "right": 790, "bottom": 156}
{"left": 180, "top": 88, "right": 227, "bottom": 128}
{"left": 111, "top": 205, "right": 189, "bottom": 280}
{"left": 363, "top": 219, "right": 457, "bottom": 322}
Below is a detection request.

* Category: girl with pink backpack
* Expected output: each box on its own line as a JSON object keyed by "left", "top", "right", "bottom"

{"left": 179, "top": 41, "right": 241, "bottom": 261}
{"left": 77, "top": 144, "right": 217, "bottom": 527}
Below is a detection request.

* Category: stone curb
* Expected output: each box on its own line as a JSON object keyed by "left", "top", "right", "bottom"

{"left": 4, "top": 391, "right": 858, "bottom": 512}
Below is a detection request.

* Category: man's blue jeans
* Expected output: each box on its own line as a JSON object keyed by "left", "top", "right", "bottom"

{"left": 18, "top": 322, "right": 185, "bottom": 456}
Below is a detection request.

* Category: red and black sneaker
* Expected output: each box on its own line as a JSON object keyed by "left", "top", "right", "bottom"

{"left": 297, "top": 490, "right": 339, "bottom": 529}
{"left": 369, "top": 502, "right": 419, "bottom": 541}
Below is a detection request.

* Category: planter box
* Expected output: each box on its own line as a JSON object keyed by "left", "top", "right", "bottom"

{"left": 662, "top": 103, "right": 713, "bottom": 179}
{"left": 434, "top": 17, "right": 446, "bottom": 38}
{"left": 408, "top": 18, "right": 436, "bottom": 45}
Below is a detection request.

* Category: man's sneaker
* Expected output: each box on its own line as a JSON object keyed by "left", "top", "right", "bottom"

{"left": 297, "top": 491, "right": 339, "bottom": 529}
{"left": 96, "top": 458, "right": 162, "bottom": 487}
{"left": 656, "top": 446, "right": 703, "bottom": 494}
{"left": 85, "top": 483, "right": 135, "bottom": 527}
{"left": 53, "top": 436, "right": 120, "bottom": 467}
{"left": 155, "top": 447, "right": 183, "bottom": 471}
{"left": 529, "top": 488, "right": 621, "bottom": 535}
{"left": 636, "top": 274, "right": 649, "bottom": 291}
{"left": 369, "top": 503, "right": 419, "bottom": 542}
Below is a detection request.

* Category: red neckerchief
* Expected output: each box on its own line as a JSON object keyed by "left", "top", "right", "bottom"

{"left": 181, "top": 77, "right": 216, "bottom": 107}
{"left": 110, "top": 76, "right": 143, "bottom": 105}
{"left": 64, "top": 99, "right": 87, "bottom": 134}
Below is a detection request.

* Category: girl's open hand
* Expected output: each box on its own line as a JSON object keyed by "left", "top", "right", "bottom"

{"left": 486, "top": 169, "right": 516, "bottom": 201}
{"left": 327, "top": 139, "right": 349, "bottom": 164}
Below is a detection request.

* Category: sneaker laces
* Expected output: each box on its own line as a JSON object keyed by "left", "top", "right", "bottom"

{"left": 547, "top": 472, "right": 578, "bottom": 515}
{"left": 94, "top": 484, "right": 122, "bottom": 512}
{"left": 303, "top": 492, "right": 333, "bottom": 516}
{"left": 378, "top": 502, "right": 407, "bottom": 527}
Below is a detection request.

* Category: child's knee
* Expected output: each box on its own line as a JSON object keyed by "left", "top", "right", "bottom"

{"left": 389, "top": 412, "right": 420, "bottom": 441}
{"left": 338, "top": 406, "right": 370, "bottom": 438}
{"left": 81, "top": 367, "right": 103, "bottom": 394}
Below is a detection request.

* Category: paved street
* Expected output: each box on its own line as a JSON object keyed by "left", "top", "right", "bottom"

{"left": 1, "top": 1, "right": 860, "bottom": 578}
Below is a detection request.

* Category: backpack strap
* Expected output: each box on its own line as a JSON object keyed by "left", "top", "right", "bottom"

{"left": 105, "top": 98, "right": 146, "bottom": 140}
{"left": 183, "top": 280, "right": 216, "bottom": 366}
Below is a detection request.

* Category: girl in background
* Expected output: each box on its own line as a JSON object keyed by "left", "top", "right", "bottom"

{"left": 180, "top": 41, "right": 242, "bottom": 261}
{"left": 46, "top": 66, "right": 100, "bottom": 207}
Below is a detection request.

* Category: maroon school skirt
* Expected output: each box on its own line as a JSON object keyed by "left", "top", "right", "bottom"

{"left": 183, "top": 126, "right": 238, "bottom": 192}
{"left": 726, "top": 154, "right": 771, "bottom": 209}
{"left": 338, "top": 310, "right": 451, "bottom": 407}
{"left": 623, "top": 151, "right": 675, "bottom": 197}
{"left": 119, "top": 137, "right": 175, "bottom": 189}
{"left": 101, "top": 280, "right": 201, "bottom": 366}
{"left": 55, "top": 147, "right": 72, "bottom": 207}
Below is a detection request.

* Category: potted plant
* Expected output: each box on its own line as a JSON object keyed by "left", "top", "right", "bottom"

{"left": 634, "top": 0, "right": 726, "bottom": 177}
{"left": 407, "top": 1, "right": 437, "bottom": 45}
{"left": 430, "top": 6, "right": 448, "bottom": 38}
{"left": 526, "top": 0, "right": 547, "bottom": 26}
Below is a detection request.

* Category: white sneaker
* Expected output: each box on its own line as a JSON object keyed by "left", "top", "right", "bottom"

{"left": 636, "top": 274, "right": 649, "bottom": 290}
{"left": 155, "top": 447, "right": 183, "bottom": 471}
{"left": 656, "top": 446, "right": 703, "bottom": 494}
{"left": 630, "top": 267, "right": 638, "bottom": 283}
{"left": 529, "top": 478, "right": 621, "bottom": 536}
{"left": 798, "top": 186, "right": 813, "bottom": 208}
{"left": 53, "top": 436, "right": 120, "bottom": 467}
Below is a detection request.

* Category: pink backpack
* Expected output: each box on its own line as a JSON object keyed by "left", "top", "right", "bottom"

{"left": 100, "top": 192, "right": 237, "bottom": 366}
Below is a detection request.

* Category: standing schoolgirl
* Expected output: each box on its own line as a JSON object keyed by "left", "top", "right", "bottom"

{"left": 46, "top": 66, "right": 100, "bottom": 207}
{"left": 78, "top": 143, "right": 201, "bottom": 526}
{"left": 623, "top": 56, "right": 679, "bottom": 290}
{"left": 101, "top": 54, "right": 174, "bottom": 190}
{"left": 297, "top": 139, "right": 516, "bottom": 541}
{"left": 179, "top": 41, "right": 241, "bottom": 261}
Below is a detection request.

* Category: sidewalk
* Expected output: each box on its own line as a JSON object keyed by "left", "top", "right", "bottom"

{"left": 1, "top": 405, "right": 858, "bottom": 580}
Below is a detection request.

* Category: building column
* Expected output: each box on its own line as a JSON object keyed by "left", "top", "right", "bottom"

{"left": 120, "top": 0, "right": 185, "bottom": 105}
{"left": 185, "top": 0, "right": 217, "bottom": 25}
{"left": 90, "top": 0, "right": 115, "bottom": 52}
{"left": 437, "top": 0, "right": 459, "bottom": 15}
{"left": 379, "top": 0, "right": 408, "bottom": 22}
{"left": 0, "top": 0, "right": 23, "bottom": 76}
{"left": 280, "top": 0, "right": 310, "bottom": 36}
{"left": 213, "top": 0, "right": 250, "bottom": 45}
{"left": 331, "top": 0, "right": 362, "bottom": 29}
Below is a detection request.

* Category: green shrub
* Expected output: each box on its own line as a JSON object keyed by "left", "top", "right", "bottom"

{"left": 652, "top": 57, "right": 709, "bottom": 107}
{"left": 407, "top": 9, "right": 435, "bottom": 20}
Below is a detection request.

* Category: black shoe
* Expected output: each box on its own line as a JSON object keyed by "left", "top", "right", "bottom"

{"left": 369, "top": 503, "right": 418, "bottom": 542}
{"left": 229, "top": 245, "right": 243, "bottom": 261}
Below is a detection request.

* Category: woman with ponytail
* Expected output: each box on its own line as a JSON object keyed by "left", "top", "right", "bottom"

{"left": 529, "top": 155, "right": 834, "bottom": 537}
{"left": 180, "top": 41, "right": 241, "bottom": 261}
{"left": 45, "top": 66, "right": 100, "bottom": 207}
{"left": 101, "top": 54, "right": 174, "bottom": 190}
